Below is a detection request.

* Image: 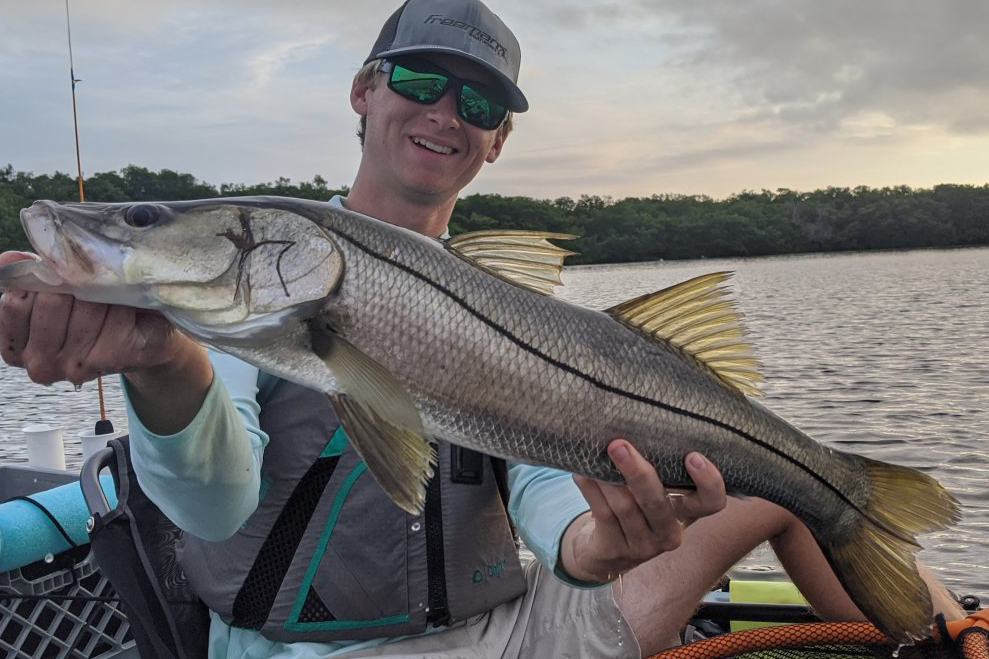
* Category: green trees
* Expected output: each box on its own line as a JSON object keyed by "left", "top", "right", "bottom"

{"left": 1, "top": 164, "right": 986, "bottom": 262}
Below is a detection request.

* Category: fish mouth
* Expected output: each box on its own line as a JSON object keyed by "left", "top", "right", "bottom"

{"left": 19, "top": 201, "right": 63, "bottom": 264}
{"left": 19, "top": 201, "right": 122, "bottom": 280}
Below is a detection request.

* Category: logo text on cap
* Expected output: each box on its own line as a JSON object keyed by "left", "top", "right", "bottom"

{"left": 424, "top": 14, "right": 508, "bottom": 61}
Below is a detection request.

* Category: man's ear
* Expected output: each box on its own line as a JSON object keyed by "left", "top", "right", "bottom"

{"left": 485, "top": 130, "right": 507, "bottom": 164}
{"left": 351, "top": 79, "right": 371, "bottom": 116}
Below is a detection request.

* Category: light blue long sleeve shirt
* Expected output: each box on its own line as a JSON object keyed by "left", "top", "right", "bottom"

{"left": 124, "top": 348, "right": 595, "bottom": 658}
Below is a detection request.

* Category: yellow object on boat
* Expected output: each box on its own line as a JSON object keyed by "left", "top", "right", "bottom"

{"left": 729, "top": 580, "right": 809, "bottom": 632}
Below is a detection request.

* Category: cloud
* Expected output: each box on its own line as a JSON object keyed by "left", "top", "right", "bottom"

{"left": 642, "top": 0, "right": 989, "bottom": 137}
{"left": 2, "top": 1, "right": 986, "bottom": 199}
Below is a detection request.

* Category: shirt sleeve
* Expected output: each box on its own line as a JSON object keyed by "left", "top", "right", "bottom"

{"left": 507, "top": 462, "right": 606, "bottom": 589}
{"left": 123, "top": 350, "right": 270, "bottom": 541}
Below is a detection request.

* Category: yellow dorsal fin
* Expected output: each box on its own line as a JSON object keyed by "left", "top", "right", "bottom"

{"left": 448, "top": 230, "right": 577, "bottom": 295}
{"left": 607, "top": 272, "right": 764, "bottom": 396}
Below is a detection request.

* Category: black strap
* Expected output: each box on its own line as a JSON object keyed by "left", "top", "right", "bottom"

{"left": 0, "top": 593, "right": 120, "bottom": 604}
{"left": 935, "top": 613, "right": 952, "bottom": 646}
{"left": 450, "top": 446, "right": 484, "bottom": 485}
{"left": 424, "top": 471, "right": 449, "bottom": 626}
{"left": 6, "top": 495, "right": 80, "bottom": 549}
{"left": 490, "top": 458, "right": 519, "bottom": 548}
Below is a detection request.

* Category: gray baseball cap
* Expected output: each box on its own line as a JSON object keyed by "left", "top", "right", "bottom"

{"left": 366, "top": 0, "right": 528, "bottom": 112}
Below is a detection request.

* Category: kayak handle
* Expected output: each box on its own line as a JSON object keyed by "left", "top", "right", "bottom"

{"left": 80, "top": 446, "right": 114, "bottom": 517}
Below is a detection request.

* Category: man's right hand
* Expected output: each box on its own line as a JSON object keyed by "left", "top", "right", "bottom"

{"left": 0, "top": 250, "right": 213, "bottom": 434}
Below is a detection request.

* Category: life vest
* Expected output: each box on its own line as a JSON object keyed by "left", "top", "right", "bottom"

{"left": 178, "top": 378, "right": 526, "bottom": 642}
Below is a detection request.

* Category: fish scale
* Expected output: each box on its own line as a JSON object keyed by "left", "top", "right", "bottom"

{"left": 327, "top": 207, "right": 857, "bottom": 507}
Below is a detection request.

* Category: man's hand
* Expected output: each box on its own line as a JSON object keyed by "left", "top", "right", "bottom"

{"left": 560, "top": 439, "right": 727, "bottom": 584}
{"left": 0, "top": 251, "right": 212, "bottom": 434}
{"left": 1, "top": 252, "right": 179, "bottom": 384}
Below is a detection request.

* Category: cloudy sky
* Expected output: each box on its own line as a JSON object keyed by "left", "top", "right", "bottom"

{"left": 2, "top": 0, "right": 987, "bottom": 200}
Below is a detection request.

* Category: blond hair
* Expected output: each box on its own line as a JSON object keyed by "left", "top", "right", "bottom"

{"left": 353, "top": 59, "right": 514, "bottom": 148}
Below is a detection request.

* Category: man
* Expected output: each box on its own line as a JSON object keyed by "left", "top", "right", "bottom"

{"left": 0, "top": 1, "right": 961, "bottom": 657}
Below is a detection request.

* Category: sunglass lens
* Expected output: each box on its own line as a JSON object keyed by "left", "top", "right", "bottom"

{"left": 390, "top": 65, "right": 447, "bottom": 103}
{"left": 461, "top": 85, "right": 506, "bottom": 129}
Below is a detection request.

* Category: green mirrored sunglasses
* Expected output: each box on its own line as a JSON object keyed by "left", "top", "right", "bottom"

{"left": 380, "top": 57, "right": 509, "bottom": 131}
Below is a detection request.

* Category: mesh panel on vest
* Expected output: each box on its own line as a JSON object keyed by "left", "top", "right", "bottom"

{"left": 231, "top": 455, "right": 341, "bottom": 629}
{"left": 299, "top": 587, "right": 336, "bottom": 624}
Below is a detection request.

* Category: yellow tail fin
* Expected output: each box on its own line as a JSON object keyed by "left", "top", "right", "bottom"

{"left": 825, "top": 459, "right": 960, "bottom": 644}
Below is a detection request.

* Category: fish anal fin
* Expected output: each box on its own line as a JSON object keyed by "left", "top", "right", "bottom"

{"left": 606, "top": 272, "right": 764, "bottom": 396}
{"left": 330, "top": 393, "right": 435, "bottom": 515}
{"left": 824, "top": 458, "right": 960, "bottom": 644}
{"left": 447, "top": 230, "right": 577, "bottom": 295}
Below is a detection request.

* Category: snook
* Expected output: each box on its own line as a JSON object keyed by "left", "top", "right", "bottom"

{"left": 1, "top": 197, "right": 961, "bottom": 644}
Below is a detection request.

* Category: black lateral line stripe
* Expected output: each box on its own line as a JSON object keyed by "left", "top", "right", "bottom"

{"left": 331, "top": 228, "right": 901, "bottom": 538}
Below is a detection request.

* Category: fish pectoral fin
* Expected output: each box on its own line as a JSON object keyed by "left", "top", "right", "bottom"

{"left": 312, "top": 321, "right": 435, "bottom": 514}
{"left": 0, "top": 258, "right": 64, "bottom": 290}
{"left": 329, "top": 393, "right": 436, "bottom": 515}
{"left": 447, "top": 230, "right": 577, "bottom": 296}
{"left": 606, "top": 272, "right": 764, "bottom": 397}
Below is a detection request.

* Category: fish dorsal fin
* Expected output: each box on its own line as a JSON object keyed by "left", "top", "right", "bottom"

{"left": 606, "top": 272, "right": 764, "bottom": 397}
{"left": 447, "top": 230, "right": 577, "bottom": 295}
{"left": 310, "top": 320, "right": 436, "bottom": 514}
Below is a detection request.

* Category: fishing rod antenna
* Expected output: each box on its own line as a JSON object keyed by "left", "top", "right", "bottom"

{"left": 65, "top": 0, "right": 113, "bottom": 435}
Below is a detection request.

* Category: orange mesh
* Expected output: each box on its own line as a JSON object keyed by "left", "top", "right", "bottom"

{"left": 959, "top": 630, "right": 989, "bottom": 659}
{"left": 643, "top": 621, "right": 989, "bottom": 659}
{"left": 648, "top": 622, "right": 892, "bottom": 659}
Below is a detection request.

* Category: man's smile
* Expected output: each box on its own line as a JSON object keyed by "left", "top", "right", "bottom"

{"left": 411, "top": 136, "right": 457, "bottom": 155}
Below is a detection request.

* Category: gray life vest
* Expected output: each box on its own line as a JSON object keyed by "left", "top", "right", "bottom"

{"left": 178, "top": 378, "right": 526, "bottom": 642}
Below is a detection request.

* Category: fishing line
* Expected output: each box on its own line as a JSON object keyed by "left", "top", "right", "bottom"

{"left": 65, "top": 0, "right": 111, "bottom": 432}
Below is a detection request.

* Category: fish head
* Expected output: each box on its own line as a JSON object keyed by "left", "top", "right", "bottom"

{"left": 17, "top": 200, "right": 133, "bottom": 298}
{"left": 16, "top": 197, "right": 346, "bottom": 344}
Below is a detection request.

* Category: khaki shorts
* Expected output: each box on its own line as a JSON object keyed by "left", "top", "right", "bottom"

{"left": 342, "top": 558, "right": 640, "bottom": 658}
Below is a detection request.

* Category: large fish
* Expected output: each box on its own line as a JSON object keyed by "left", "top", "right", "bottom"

{"left": 0, "top": 197, "right": 960, "bottom": 643}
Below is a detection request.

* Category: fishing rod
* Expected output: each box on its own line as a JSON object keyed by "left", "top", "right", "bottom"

{"left": 65, "top": 0, "right": 112, "bottom": 435}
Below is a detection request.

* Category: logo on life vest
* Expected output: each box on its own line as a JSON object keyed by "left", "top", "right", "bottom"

{"left": 471, "top": 561, "right": 505, "bottom": 584}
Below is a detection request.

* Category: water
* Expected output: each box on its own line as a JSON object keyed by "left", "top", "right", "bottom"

{"left": 1, "top": 246, "right": 987, "bottom": 598}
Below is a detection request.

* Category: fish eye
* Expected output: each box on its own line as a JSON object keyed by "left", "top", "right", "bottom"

{"left": 125, "top": 204, "right": 162, "bottom": 228}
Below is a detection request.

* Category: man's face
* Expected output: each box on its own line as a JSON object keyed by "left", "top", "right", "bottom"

{"left": 351, "top": 53, "right": 507, "bottom": 203}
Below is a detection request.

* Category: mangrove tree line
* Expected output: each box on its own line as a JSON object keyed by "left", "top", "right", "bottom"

{"left": 1, "top": 164, "right": 986, "bottom": 264}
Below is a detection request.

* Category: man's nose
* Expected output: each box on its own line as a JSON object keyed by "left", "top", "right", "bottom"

{"left": 425, "top": 89, "right": 461, "bottom": 130}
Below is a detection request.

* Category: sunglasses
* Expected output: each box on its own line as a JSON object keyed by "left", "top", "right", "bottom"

{"left": 380, "top": 57, "right": 509, "bottom": 131}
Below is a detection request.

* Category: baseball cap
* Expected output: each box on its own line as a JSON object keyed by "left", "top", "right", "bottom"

{"left": 366, "top": 0, "right": 528, "bottom": 112}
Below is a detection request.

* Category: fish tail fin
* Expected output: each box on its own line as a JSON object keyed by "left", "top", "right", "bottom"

{"left": 824, "top": 457, "right": 961, "bottom": 644}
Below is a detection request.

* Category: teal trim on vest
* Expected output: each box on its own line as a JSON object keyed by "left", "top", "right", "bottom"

{"left": 285, "top": 614, "right": 410, "bottom": 632}
{"left": 284, "top": 460, "right": 411, "bottom": 632}
{"left": 321, "top": 427, "right": 349, "bottom": 458}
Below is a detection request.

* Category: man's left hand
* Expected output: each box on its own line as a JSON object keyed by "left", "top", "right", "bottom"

{"left": 560, "top": 439, "right": 727, "bottom": 584}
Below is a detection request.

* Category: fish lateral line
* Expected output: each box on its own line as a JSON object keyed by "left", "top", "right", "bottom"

{"left": 323, "top": 223, "right": 880, "bottom": 523}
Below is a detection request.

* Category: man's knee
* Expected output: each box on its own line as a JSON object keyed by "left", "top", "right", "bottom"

{"left": 721, "top": 496, "right": 800, "bottom": 542}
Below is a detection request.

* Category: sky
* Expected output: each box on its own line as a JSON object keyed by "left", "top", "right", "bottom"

{"left": 2, "top": 0, "right": 988, "bottom": 201}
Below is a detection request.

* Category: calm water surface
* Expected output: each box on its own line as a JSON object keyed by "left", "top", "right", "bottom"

{"left": 1, "top": 247, "right": 987, "bottom": 597}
